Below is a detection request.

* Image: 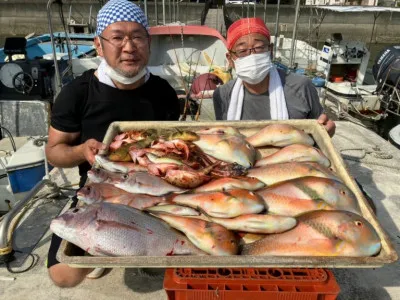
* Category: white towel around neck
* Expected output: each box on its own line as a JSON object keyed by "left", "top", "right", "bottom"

{"left": 97, "top": 58, "right": 150, "bottom": 88}
{"left": 227, "top": 67, "right": 289, "bottom": 120}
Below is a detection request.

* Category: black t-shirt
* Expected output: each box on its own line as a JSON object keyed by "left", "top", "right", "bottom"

{"left": 51, "top": 69, "right": 180, "bottom": 182}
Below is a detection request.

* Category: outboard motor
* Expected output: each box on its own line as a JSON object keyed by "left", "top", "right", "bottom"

{"left": 372, "top": 45, "right": 400, "bottom": 140}
{"left": 373, "top": 45, "right": 400, "bottom": 91}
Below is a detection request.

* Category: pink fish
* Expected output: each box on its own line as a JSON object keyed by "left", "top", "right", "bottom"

{"left": 246, "top": 124, "right": 314, "bottom": 147}
{"left": 241, "top": 210, "right": 381, "bottom": 257}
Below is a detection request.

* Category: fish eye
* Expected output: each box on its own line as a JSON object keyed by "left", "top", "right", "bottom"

{"left": 354, "top": 221, "right": 363, "bottom": 227}
{"left": 72, "top": 208, "right": 79, "bottom": 213}
{"left": 87, "top": 186, "right": 91, "bottom": 191}
{"left": 123, "top": 174, "right": 129, "bottom": 179}
{"left": 340, "top": 190, "right": 346, "bottom": 195}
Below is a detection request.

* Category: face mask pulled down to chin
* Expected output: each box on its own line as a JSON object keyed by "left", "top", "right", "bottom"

{"left": 104, "top": 62, "right": 147, "bottom": 85}
{"left": 234, "top": 52, "right": 273, "bottom": 85}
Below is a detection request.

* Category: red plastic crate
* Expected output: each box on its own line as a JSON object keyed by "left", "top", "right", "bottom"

{"left": 164, "top": 267, "right": 340, "bottom": 300}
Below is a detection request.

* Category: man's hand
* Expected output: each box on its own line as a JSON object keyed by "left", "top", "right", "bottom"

{"left": 46, "top": 127, "right": 107, "bottom": 168}
{"left": 317, "top": 113, "right": 336, "bottom": 137}
{"left": 81, "top": 139, "right": 107, "bottom": 165}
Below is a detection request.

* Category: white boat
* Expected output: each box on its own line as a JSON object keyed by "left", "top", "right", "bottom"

{"left": 310, "top": 6, "right": 400, "bottom": 124}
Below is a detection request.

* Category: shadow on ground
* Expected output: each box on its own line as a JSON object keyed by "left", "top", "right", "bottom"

{"left": 124, "top": 268, "right": 165, "bottom": 293}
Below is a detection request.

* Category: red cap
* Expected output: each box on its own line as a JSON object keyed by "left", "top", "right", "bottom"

{"left": 226, "top": 18, "right": 270, "bottom": 50}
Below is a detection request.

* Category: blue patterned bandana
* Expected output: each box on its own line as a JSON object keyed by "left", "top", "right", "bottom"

{"left": 96, "top": 0, "right": 149, "bottom": 36}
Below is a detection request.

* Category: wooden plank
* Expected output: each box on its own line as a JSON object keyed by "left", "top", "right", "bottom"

{"left": 57, "top": 120, "right": 398, "bottom": 268}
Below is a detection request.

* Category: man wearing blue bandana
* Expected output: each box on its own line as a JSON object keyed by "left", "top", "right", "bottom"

{"left": 45, "top": 0, "right": 180, "bottom": 287}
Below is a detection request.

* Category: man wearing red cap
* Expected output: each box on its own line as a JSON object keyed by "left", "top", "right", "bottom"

{"left": 213, "top": 18, "right": 335, "bottom": 136}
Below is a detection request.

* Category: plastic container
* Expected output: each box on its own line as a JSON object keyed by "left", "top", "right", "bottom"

{"left": 330, "top": 76, "right": 344, "bottom": 83}
{"left": 5, "top": 138, "right": 46, "bottom": 193}
{"left": 295, "top": 68, "right": 306, "bottom": 75}
{"left": 312, "top": 76, "right": 326, "bottom": 87}
{"left": 164, "top": 267, "right": 340, "bottom": 300}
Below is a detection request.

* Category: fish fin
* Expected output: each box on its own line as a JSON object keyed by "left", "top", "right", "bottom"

{"left": 165, "top": 193, "right": 178, "bottom": 203}
{"left": 196, "top": 206, "right": 213, "bottom": 222}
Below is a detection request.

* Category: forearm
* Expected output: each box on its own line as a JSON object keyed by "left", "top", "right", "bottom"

{"left": 46, "top": 143, "right": 86, "bottom": 168}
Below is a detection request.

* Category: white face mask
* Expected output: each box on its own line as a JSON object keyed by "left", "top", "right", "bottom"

{"left": 104, "top": 63, "right": 147, "bottom": 85}
{"left": 234, "top": 52, "right": 272, "bottom": 85}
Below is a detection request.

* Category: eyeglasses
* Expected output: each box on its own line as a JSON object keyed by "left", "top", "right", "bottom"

{"left": 230, "top": 44, "right": 270, "bottom": 58}
{"left": 99, "top": 34, "right": 149, "bottom": 48}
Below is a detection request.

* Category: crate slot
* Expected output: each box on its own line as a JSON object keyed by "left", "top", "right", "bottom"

{"left": 208, "top": 284, "right": 224, "bottom": 290}
{"left": 225, "top": 284, "right": 241, "bottom": 290}
{"left": 283, "top": 269, "right": 295, "bottom": 279}
{"left": 243, "top": 284, "right": 260, "bottom": 291}
{"left": 217, "top": 268, "right": 231, "bottom": 277}
{"left": 296, "top": 286, "right": 316, "bottom": 292}
{"left": 278, "top": 285, "right": 296, "bottom": 292}
{"left": 268, "top": 268, "right": 284, "bottom": 278}
{"left": 292, "top": 270, "right": 309, "bottom": 277}
{"left": 257, "top": 269, "right": 268, "bottom": 276}
{"left": 187, "top": 284, "right": 206, "bottom": 290}
{"left": 193, "top": 269, "right": 209, "bottom": 276}
{"left": 260, "top": 284, "right": 278, "bottom": 291}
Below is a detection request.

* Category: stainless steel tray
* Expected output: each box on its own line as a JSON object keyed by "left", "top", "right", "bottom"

{"left": 57, "top": 120, "right": 398, "bottom": 268}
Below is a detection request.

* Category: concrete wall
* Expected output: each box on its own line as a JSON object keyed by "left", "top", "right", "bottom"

{"left": 1, "top": 1, "right": 400, "bottom": 44}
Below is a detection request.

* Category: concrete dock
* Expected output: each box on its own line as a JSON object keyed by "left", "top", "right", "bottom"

{"left": 0, "top": 121, "right": 399, "bottom": 299}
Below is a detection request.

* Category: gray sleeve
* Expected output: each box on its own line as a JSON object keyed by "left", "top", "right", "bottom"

{"left": 212, "top": 80, "right": 236, "bottom": 120}
{"left": 213, "top": 86, "right": 224, "bottom": 120}
{"left": 303, "top": 78, "right": 324, "bottom": 119}
{"left": 284, "top": 73, "right": 324, "bottom": 120}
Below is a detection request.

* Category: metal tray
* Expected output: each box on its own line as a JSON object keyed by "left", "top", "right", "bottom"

{"left": 57, "top": 120, "right": 398, "bottom": 268}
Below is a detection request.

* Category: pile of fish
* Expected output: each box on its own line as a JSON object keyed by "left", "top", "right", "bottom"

{"left": 51, "top": 124, "right": 382, "bottom": 258}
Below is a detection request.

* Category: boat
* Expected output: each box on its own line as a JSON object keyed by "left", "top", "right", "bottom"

{"left": 307, "top": 6, "right": 400, "bottom": 125}
{"left": 0, "top": 33, "right": 96, "bottom": 63}
{"left": 272, "top": 5, "right": 400, "bottom": 139}
{"left": 0, "top": 0, "right": 95, "bottom": 214}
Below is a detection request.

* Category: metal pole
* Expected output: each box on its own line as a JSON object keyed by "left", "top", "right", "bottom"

{"left": 46, "top": 0, "right": 62, "bottom": 98}
{"left": 144, "top": 0, "right": 148, "bottom": 20}
{"left": 172, "top": 0, "right": 175, "bottom": 22}
{"left": 241, "top": 0, "right": 244, "bottom": 18}
{"left": 89, "top": 5, "right": 93, "bottom": 33}
{"left": 263, "top": 0, "right": 267, "bottom": 23}
{"left": 68, "top": 4, "right": 72, "bottom": 25}
{"left": 168, "top": 0, "right": 172, "bottom": 23}
{"left": 289, "top": 0, "right": 300, "bottom": 68}
{"left": 185, "top": 0, "right": 188, "bottom": 24}
{"left": 369, "top": 13, "right": 380, "bottom": 51}
{"left": 247, "top": 0, "right": 250, "bottom": 18}
{"left": 273, "top": 0, "right": 281, "bottom": 61}
{"left": 177, "top": 0, "right": 179, "bottom": 23}
{"left": 155, "top": 0, "right": 158, "bottom": 25}
{"left": 163, "top": 0, "right": 166, "bottom": 25}
{"left": 216, "top": 3, "right": 219, "bottom": 32}
{"left": 254, "top": 0, "right": 256, "bottom": 18}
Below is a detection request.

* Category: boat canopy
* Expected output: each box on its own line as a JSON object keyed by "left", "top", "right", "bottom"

{"left": 312, "top": 6, "right": 400, "bottom": 13}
